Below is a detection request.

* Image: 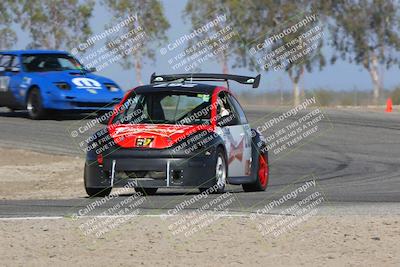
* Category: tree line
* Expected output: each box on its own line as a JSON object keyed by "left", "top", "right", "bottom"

{"left": 1, "top": 0, "right": 399, "bottom": 105}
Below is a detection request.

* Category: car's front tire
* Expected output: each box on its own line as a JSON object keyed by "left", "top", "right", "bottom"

{"left": 85, "top": 187, "right": 112, "bottom": 197}
{"left": 199, "top": 147, "right": 227, "bottom": 194}
{"left": 84, "top": 163, "right": 112, "bottom": 197}
{"left": 27, "top": 87, "right": 47, "bottom": 119}
{"left": 135, "top": 187, "right": 158, "bottom": 195}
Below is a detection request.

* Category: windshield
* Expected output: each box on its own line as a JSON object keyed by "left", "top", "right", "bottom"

{"left": 22, "top": 54, "right": 85, "bottom": 72}
{"left": 112, "top": 91, "right": 212, "bottom": 125}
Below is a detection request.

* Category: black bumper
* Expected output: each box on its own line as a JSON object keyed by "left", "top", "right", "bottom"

{"left": 84, "top": 146, "right": 218, "bottom": 189}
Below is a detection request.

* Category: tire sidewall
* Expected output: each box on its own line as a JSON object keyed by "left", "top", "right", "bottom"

{"left": 27, "top": 87, "right": 45, "bottom": 119}
{"left": 214, "top": 147, "right": 228, "bottom": 193}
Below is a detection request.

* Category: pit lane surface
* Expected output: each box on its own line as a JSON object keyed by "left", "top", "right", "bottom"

{"left": 0, "top": 107, "right": 399, "bottom": 217}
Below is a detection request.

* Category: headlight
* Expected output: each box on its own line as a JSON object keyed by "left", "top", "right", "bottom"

{"left": 104, "top": 83, "right": 120, "bottom": 92}
{"left": 54, "top": 82, "right": 71, "bottom": 90}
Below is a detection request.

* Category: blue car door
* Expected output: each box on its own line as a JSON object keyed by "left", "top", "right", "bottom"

{"left": 8, "top": 55, "right": 26, "bottom": 107}
{"left": 0, "top": 54, "right": 23, "bottom": 109}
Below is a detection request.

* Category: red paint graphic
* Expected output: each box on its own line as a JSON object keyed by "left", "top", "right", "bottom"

{"left": 228, "top": 138, "right": 244, "bottom": 164}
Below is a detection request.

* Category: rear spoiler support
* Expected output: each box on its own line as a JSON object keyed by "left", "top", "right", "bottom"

{"left": 150, "top": 73, "right": 261, "bottom": 89}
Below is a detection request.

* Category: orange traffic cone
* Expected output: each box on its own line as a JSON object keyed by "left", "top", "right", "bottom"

{"left": 386, "top": 98, "right": 393, "bottom": 112}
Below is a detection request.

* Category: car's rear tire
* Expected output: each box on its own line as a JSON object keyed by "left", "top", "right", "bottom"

{"left": 199, "top": 147, "right": 227, "bottom": 194}
{"left": 27, "top": 87, "right": 47, "bottom": 119}
{"left": 242, "top": 152, "right": 269, "bottom": 192}
{"left": 135, "top": 187, "right": 158, "bottom": 195}
{"left": 85, "top": 187, "right": 112, "bottom": 197}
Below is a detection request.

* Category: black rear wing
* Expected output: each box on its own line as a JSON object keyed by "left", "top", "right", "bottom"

{"left": 150, "top": 73, "right": 261, "bottom": 88}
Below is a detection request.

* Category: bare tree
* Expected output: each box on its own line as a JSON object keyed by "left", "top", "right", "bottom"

{"left": 17, "top": 0, "right": 94, "bottom": 49}
{"left": 102, "top": 0, "right": 169, "bottom": 84}
{"left": 220, "top": 0, "right": 326, "bottom": 105}
{"left": 184, "top": 0, "right": 233, "bottom": 74}
{"left": 0, "top": 1, "right": 17, "bottom": 49}
{"left": 328, "top": 0, "right": 400, "bottom": 104}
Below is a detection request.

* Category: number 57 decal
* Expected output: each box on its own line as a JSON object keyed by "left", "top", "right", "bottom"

{"left": 136, "top": 137, "right": 154, "bottom": 147}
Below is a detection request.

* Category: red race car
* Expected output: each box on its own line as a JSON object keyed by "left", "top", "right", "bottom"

{"left": 84, "top": 73, "right": 269, "bottom": 196}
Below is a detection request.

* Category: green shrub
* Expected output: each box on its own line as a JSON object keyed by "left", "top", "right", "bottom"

{"left": 311, "top": 89, "right": 334, "bottom": 106}
{"left": 391, "top": 87, "right": 400, "bottom": 105}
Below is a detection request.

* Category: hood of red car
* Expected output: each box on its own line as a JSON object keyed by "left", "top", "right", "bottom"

{"left": 108, "top": 124, "right": 214, "bottom": 149}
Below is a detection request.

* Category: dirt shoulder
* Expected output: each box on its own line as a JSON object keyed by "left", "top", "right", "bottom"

{"left": 0, "top": 148, "right": 84, "bottom": 199}
{"left": 1, "top": 215, "right": 399, "bottom": 266}
{"left": 1, "top": 148, "right": 399, "bottom": 266}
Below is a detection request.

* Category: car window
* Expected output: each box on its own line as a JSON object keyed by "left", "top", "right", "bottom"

{"left": 10, "top": 56, "right": 20, "bottom": 68}
{"left": 112, "top": 91, "right": 212, "bottom": 125}
{"left": 228, "top": 94, "right": 248, "bottom": 124}
{"left": 58, "top": 57, "right": 80, "bottom": 69}
{"left": 22, "top": 54, "right": 84, "bottom": 72}
{"left": 0, "top": 55, "right": 12, "bottom": 68}
{"left": 217, "top": 91, "right": 239, "bottom": 125}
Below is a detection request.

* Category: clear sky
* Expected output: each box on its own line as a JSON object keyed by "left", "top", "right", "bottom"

{"left": 10, "top": 0, "right": 400, "bottom": 92}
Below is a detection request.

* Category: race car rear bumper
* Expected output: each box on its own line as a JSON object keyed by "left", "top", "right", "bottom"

{"left": 84, "top": 148, "right": 218, "bottom": 189}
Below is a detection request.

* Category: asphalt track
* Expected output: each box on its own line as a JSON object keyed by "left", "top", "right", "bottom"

{"left": 0, "top": 107, "right": 399, "bottom": 217}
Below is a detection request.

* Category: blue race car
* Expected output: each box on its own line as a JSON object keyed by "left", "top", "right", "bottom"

{"left": 0, "top": 50, "right": 124, "bottom": 119}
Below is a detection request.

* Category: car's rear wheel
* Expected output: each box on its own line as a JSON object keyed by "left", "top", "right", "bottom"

{"left": 199, "top": 148, "right": 227, "bottom": 194}
{"left": 242, "top": 152, "right": 269, "bottom": 192}
{"left": 27, "top": 87, "right": 47, "bottom": 119}
{"left": 135, "top": 187, "right": 158, "bottom": 195}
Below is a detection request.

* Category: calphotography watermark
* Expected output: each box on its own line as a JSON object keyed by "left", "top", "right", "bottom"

{"left": 253, "top": 96, "right": 332, "bottom": 159}
{"left": 71, "top": 14, "right": 147, "bottom": 72}
{"left": 67, "top": 98, "right": 139, "bottom": 156}
{"left": 251, "top": 178, "right": 325, "bottom": 238}
{"left": 74, "top": 14, "right": 139, "bottom": 52}
{"left": 161, "top": 186, "right": 236, "bottom": 238}
{"left": 162, "top": 14, "right": 227, "bottom": 53}
{"left": 249, "top": 13, "right": 324, "bottom": 71}
{"left": 71, "top": 184, "right": 146, "bottom": 238}
{"left": 160, "top": 10, "right": 238, "bottom": 72}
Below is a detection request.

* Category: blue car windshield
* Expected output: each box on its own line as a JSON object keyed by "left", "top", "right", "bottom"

{"left": 22, "top": 54, "right": 85, "bottom": 72}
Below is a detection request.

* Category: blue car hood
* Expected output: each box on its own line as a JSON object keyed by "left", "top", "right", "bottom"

{"left": 28, "top": 70, "right": 117, "bottom": 88}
